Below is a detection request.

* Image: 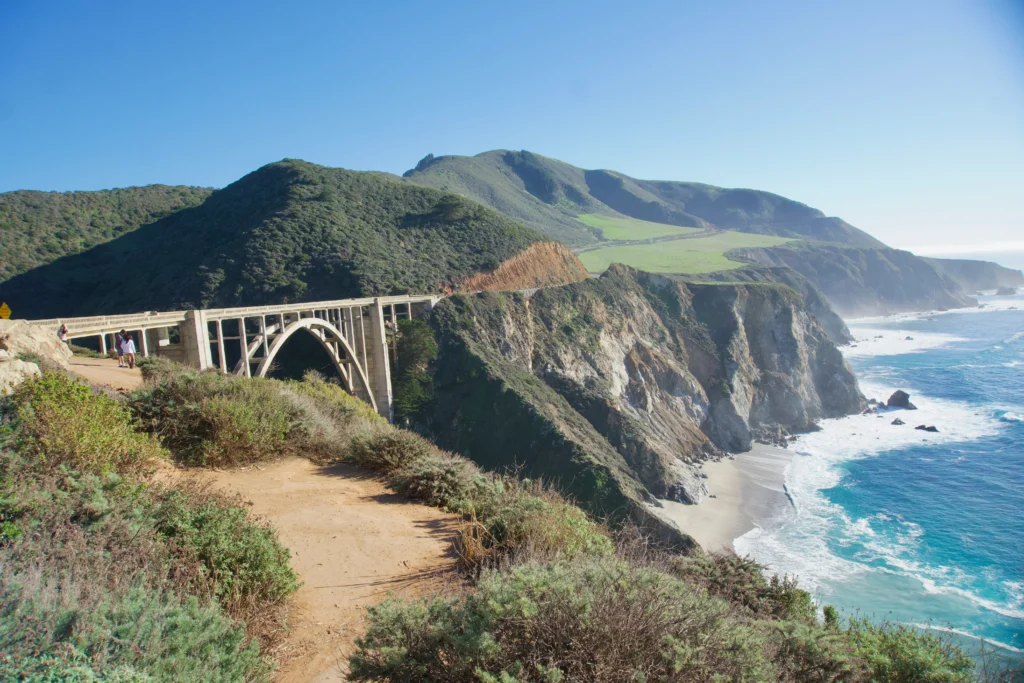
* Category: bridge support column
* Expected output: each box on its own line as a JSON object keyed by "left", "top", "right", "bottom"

{"left": 181, "top": 310, "right": 213, "bottom": 370}
{"left": 367, "top": 298, "right": 394, "bottom": 422}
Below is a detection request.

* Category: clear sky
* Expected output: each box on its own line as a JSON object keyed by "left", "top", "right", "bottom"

{"left": 2, "top": 0, "right": 1022, "bottom": 256}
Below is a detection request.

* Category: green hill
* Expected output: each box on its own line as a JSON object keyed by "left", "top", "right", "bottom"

{"left": 404, "top": 149, "right": 886, "bottom": 248}
{"left": 1, "top": 160, "right": 551, "bottom": 318}
{"left": 0, "top": 185, "right": 212, "bottom": 281}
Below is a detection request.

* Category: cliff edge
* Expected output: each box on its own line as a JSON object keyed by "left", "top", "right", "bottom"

{"left": 417, "top": 265, "right": 863, "bottom": 548}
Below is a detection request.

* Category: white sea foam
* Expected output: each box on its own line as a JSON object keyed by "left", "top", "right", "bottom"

{"left": 736, "top": 377, "right": 1008, "bottom": 611}
{"left": 908, "top": 624, "right": 1023, "bottom": 654}
{"left": 843, "top": 329, "right": 967, "bottom": 358}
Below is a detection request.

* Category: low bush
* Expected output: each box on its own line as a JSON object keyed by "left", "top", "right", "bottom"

{"left": 0, "top": 651, "right": 152, "bottom": 682}
{"left": 154, "top": 485, "right": 298, "bottom": 610}
{"left": 0, "top": 518, "right": 266, "bottom": 682}
{"left": 6, "top": 372, "right": 163, "bottom": 476}
{"left": 130, "top": 368, "right": 300, "bottom": 466}
{"left": 387, "top": 451, "right": 481, "bottom": 510}
{"left": 347, "top": 428, "right": 436, "bottom": 475}
{"left": 350, "top": 557, "right": 772, "bottom": 682}
{"left": 845, "top": 618, "right": 975, "bottom": 682}
{"left": 668, "top": 551, "right": 816, "bottom": 623}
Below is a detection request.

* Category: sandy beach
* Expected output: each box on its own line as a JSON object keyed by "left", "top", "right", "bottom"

{"left": 651, "top": 444, "right": 793, "bottom": 552}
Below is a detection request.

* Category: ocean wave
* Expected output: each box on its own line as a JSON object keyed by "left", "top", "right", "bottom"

{"left": 736, "top": 380, "right": 1012, "bottom": 619}
{"left": 996, "top": 411, "right": 1023, "bottom": 423}
{"left": 845, "top": 298, "right": 1024, "bottom": 325}
{"left": 843, "top": 329, "right": 968, "bottom": 358}
{"left": 1005, "top": 331, "right": 1024, "bottom": 344}
{"left": 908, "top": 623, "right": 1023, "bottom": 654}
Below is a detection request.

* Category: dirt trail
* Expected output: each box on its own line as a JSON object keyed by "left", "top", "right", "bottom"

{"left": 197, "top": 457, "right": 459, "bottom": 682}
{"left": 68, "top": 356, "right": 142, "bottom": 391}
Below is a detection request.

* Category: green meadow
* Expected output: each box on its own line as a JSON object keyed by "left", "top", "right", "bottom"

{"left": 578, "top": 231, "right": 791, "bottom": 274}
{"left": 576, "top": 213, "right": 702, "bottom": 240}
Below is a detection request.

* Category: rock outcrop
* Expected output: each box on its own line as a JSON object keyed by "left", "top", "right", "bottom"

{"left": 419, "top": 265, "right": 863, "bottom": 550}
{"left": 886, "top": 390, "right": 917, "bottom": 410}
{"left": 0, "top": 319, "right": 73, "bottom": 394}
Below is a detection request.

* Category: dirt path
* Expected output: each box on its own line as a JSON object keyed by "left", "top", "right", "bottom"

{"left": 68, "top": 356, "right": 142, "bottom": 391}
{"left": 197, "top": 457, "right": 459, "bottom": 682}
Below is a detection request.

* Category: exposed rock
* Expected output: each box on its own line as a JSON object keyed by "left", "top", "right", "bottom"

{"left": 891, "top": 418, "right": 905, "bottom": 426}
{"left": 915, "top": 425, "right": 939, "bottom": 432}
{"left": 0, "top": 351, "right": 42, "bottom": 395}
{"left": 887, "top": 390, "right": 917, "bottom": 410}
{"left": 0, "top": 320, "right": 73, "bottom": 367}
{"left": 0, "top": 320, "right": 73, "bottom": 394}
{"left": 996, "top": 286, "right": 1018, "bottom": 296}
{"left": 458, "top": 242, "right": 589, "bottom": 292}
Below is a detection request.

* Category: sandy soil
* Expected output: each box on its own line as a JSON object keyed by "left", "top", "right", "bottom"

{"left": 68, "top": 356, "right": 142, "bottom": 391}
{"left": 653, "top": 445, "right": 792, "bottom": 552}
{"left": 196, "top": 457, "right": 460, "bottom": 682}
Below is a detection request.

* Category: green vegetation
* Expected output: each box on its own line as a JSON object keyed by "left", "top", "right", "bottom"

{"left": 0, "top": 185, "right": 211, "bottom": 282}
{"left": 3, "top": 160, "right": 545, "bottom": 318}
{"left": 392, "top": 318, "right": 439, "bottom": 424}
{"left": 405, "top": 149, "right": 886, "bottom": 248}
{"left": 0, "top": 371, "right": 294, "bottom": 681}
{"left": 579, "top": 230, "right": 792, "bottom": 274}
{"left": 576, "top": 212, "right": 702, "bottom": 240}
{"left": 0, "top": 359, "right": 989, "bottom": 681}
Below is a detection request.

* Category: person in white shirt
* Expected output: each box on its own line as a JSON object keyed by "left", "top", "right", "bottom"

{"left": 122, "top": 334, "right": 137, "bottom": 369}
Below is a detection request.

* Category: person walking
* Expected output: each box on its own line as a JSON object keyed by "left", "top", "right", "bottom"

{"left": 115, "top": 331, "right": 127, "bottom": 367}
{"left": 122, "top": 333, "right": 137, "bottom": 369}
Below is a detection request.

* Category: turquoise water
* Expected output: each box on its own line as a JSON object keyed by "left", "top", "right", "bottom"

{"left": 736, "top": 290, "right": 1024, "bottom": 656}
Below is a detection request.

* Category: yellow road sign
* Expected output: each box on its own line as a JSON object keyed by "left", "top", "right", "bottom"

{"left": 0, "top": 302, "right": 10, "bottom": 320}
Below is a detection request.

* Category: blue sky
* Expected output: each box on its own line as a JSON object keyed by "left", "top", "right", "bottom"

{"left": 1, "top": 0, "right": 1021, "bottom": 255}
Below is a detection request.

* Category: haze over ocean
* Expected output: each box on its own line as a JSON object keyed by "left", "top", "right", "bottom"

{"left": 737, "top": 291, "right": 1024, "bottom": 655}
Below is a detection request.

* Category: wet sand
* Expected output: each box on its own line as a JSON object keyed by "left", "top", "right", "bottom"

{"left": 652, "top": 444, "right": 793, "bottom": 552}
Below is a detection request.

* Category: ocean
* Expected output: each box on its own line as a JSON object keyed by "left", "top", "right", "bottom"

{"left": 735, "top": 289, "right": 1024, "bottom": 658}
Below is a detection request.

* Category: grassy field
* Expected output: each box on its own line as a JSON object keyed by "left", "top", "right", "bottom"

{"left": 576, "top": 213, "right": 702, "bottom": 240}
{"left": 578, "top": 231, "right": 791, "bottom": 274}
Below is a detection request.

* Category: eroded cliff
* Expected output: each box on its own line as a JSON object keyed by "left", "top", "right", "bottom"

{"left": 458, "top": 242, "right": 589, "bottom": 292}
{"left": 419, "top": 265, "right": 863, "bottom": 549}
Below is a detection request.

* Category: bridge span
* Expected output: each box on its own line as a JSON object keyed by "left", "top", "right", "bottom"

{"left": 26, "top": 295, "right": 442, "bottom": 421}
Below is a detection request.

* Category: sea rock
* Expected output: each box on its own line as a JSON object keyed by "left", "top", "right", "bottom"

{"left": 886, "top": 390, "right": 917, "bottom": 410}
{"left": 996, "top": 286, "right": 1017, "bottom": 296}
{"left": 891, "top": 418, "right": 905, "bottom": 425}
{"left": 914, "top": 425, "right": 939, "bottom": 433}
{"left": 905, "top": 336, "right": 914, "bottom": 341}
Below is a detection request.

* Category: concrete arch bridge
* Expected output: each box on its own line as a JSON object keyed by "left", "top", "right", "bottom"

{"left": 27, "top": 295, "right": 441, "bottom": 421}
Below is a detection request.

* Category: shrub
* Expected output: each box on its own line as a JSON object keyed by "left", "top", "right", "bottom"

{"left": 0, "top": 519, "right": 266, "bottom": 682}
{"left": 844, "top": 618, "right": 974, "bottom": 683}
{"left": 388, "top": 451, "right": 480, "bottom": 510}
{"left": 350, "top": 557, "right": 773, "bottom": 682}
{"left": 0, "top": 651, "right": 152, "bottom": 682}
{"left": 346, "top": 428, "right": 436, "bottom": 475}
{"left": 6, "top": 372, "right": 163, "bottom": 476}
{"left": 668, "top": 551, "right": 816, "bottom": 623}
{"left": 154, "top": 486, "right": 298, "bottom": 610}
{"left": 131, "top": 368, "right": 300, "bottom": 466}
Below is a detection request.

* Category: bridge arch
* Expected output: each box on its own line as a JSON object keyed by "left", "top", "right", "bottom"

{"left": 251, "top": 317, "right": 377, "bottom": 414}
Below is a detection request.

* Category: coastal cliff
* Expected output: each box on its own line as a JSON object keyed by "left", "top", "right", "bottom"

{"left": 417, "top": 265, "right": 863, "bottom": 547}
{"left": 925, "top": 257, "right": 1024, "bottom": 294}
{"left": 731, "top": 245, "right": 976, "bottom": 317}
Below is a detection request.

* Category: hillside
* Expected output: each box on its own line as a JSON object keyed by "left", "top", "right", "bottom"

{"left": 405, "top": 149, "right": 886, "bottom": 248}
{"left": 1, "top": 160, "right": 586, "bottom": 318}
{"left": 413, "top": 265, "right": 863, "bottom": 544}
{"left": 926, "top": 256, "right": 1024, "bottom": 294}
{"left": 0, "top": 185, "right": 212, "bottom": 281}
{"left": 732, "top": 245, "right": 977, "bottom": 317}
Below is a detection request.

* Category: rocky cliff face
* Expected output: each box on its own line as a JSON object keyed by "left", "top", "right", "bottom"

{"left": 732, "top": 245, "right": 976, "bottom": 317}
{"left": 688, "top": 266, "right": 854, "bottom": 346}
{"left": 420, "top": 266, "right": 863, "bottom": 549}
